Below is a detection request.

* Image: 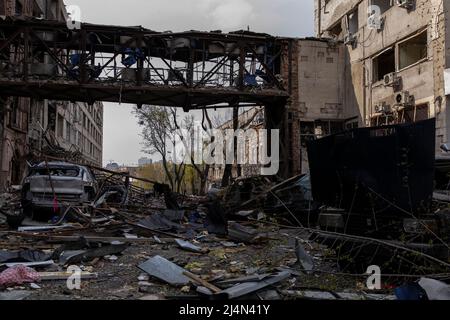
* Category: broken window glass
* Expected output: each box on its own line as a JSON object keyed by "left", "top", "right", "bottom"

{"left": 398, "top": 31, "right": 427, "bottom": 70}
{"left": 372, "top": 48, "right": 395, "bottom": 82}
{"left": 0, "top": 0, "right": 5, "bottom": 16}
{"left": 370, "top": 0, "right": 392, "bottom": 15}
{"left": 348, "top": 10, "right": 359, "bottom": 34}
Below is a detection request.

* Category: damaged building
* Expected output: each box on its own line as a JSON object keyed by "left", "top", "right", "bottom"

{"left": 0, "top": 0, "right": 104, "bottom": 191}
{"left": 315, "top": 0, "right": 449, "bottom": 151}
{"left": 212, "top": 37, "right": 358, "bottom": 179}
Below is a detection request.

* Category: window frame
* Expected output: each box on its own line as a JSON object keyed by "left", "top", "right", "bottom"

{"left": 396, "top": 29, "right": 429, "bottom": 72}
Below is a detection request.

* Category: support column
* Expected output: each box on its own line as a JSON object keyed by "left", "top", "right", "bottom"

{"left": 265, "top": 101, "right": 290, "bottom": 179}
{"left": 221, "top": 100, "right": 239, "bottom": 187}
{"left": 0, "top": 96, "right": 5, "bottom": 191}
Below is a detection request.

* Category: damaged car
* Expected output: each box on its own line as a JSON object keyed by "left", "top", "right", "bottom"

{"left": 21, "top": 162, "right": 98, "bottom": 219}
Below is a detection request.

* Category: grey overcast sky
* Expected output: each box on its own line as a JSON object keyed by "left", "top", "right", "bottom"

{"left": 64, "top": 0, "right": 315, "bottom": 166}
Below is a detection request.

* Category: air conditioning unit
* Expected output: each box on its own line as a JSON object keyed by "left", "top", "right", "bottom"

{"left": 374, "top": 102, "right": 390, "bottom": 114}
{"left": 395, "top": 91, "right": 415, "bottom": 106}
{"left": 368, "top": 16, "right": 384, "bottom": 31}
{"left": 396, "top": 0, "right": 414, "bottom": 9}
{"left": 344, "top": 33, "right": 356, "bottom": 46}
{"left": 384, "top": 72, "right": 400, "bottom": 87}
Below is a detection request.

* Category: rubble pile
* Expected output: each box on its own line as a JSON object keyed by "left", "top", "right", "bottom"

{"left": 0, "top": 169, "right": 448, "bottom": 300}
{"left": 0, "top": 188, "right": 347, "bottom": 300}
{"left": 0, "top": 121, "right": 449, "bottom": 300}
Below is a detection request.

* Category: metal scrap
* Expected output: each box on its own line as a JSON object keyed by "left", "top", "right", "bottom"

{"left": 138, "top": 255, "right": 190, "bottom": 286}
{"left": 175, "top": 239, "right": 205, "bottom": 253}
{"left": 214, "top": 271, "right": 291, "bottom": 299}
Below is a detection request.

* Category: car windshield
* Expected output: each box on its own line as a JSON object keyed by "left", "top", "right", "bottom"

{"left": 30, "top": 167, "right": 80, "bottom": 177}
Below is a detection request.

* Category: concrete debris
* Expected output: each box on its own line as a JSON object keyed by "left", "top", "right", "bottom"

{"left": 294, "top": 239, "right": 314, "bottom": 273}
{"left": 163, "top": 210, "right": 185, "bottom": 222}
{"left": 0, "top": 155, "right": 448, "bottom": 300}
{"left": 227, "top": 222, "right": 268, "bottom": 244}
{"left": 175, "top": 239, "right": 205, "bottom": 253}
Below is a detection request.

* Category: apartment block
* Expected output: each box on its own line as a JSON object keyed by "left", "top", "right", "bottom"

{"left": 0, "top": 0, "right": 104, "bottom": 190}
{"left": 315, "top": 0, "right": 449, "bottom": 150}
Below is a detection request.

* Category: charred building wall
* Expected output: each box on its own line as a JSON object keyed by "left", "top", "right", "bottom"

{"left": 280, "top": 38, "right": 359, "bottom": 175}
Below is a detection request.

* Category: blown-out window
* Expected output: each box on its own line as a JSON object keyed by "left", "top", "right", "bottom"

{"left": 15, "top": 0, "right": 22, "bottom": 16}
{"left": 348, "top": 10, "right": 359, "bottom": 34}
{"left": 370, "top": 0, "right": 392, "bottom": 15}
{"left": 372, "top": 48, "right": 395, "bottom": 82}
{"left": 398, "top": 31, "right": 428, "bottom": 70}
{"left": 0, "top": 0, "right": 6, "bottom": 16}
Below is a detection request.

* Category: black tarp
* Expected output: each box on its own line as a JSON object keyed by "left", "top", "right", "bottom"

{"left": 307, "top": 119, "right": 435, "bottom": 216}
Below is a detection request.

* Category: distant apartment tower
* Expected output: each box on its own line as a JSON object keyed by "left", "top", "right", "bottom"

{"left": 315, "top": 0, "right": 450, "bottom": 151}
{"left": 0, "top": 0, "right": 104, "bottom": 190}
{"left": 138, "top": 157, "right": 153, "bottom": 166}
{"left": 28, "top": 100, "right": 104, "bottom": 165}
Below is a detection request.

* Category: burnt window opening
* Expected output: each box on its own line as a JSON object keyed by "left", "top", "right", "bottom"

{"left": 398, "top": 31, "right": 428, "bottom": 70}
{"left": 329, "top": 23, "right": 343, "bottom": 38}
{"left": 347, "top": 10, "right": 359, "bottom": 35}
{"left": 345, "top": 119, "right": 359, "bottom": 130}
{"left": 373, "top": 48, "right": 395, "bottom": 82}
{"left": 15, "top": 0, "right": 23, "bottom": 16}
{"left": 7, "top": 97, "right": 28, "bottom": 131}
{"left": 370, "top": 0, "right": 392, "bottom": 15}
{"left": 47, "top": 104, "right": 56, "bottom": 131}
{"left": 370, "top": 114, "right": 396, "bottom": 127}
{"left": 300, "top": 120, "right": 345, "bottom": 146}
{"left": 0, "top": 0, "right": 6, "bottom": 16}
{"left": 300, "top": 121, "right": 315, "bottom": 148}
{"left": 399, "top": 103, "right": 429, "bottom": 123}
{"left": 8, "top": 97, "right": 20, "bottom": 128}
{"left": 57, "top": 113, "right": 64, "bottom": 137}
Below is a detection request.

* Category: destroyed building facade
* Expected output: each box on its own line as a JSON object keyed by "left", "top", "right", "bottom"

{"left": 213, "top": 37, "right": 357, "bottom": 178}
{"left": 281, "top": 37, "right": 358, "bottom": 174}
{"left": 209, "top": 107, "right": 265, "bottom": 183}
{"left": 0, "top": 0, "right": 104, "bottom": 191}
{"left": 314, "top": 0, "right": 449, "bottom": 152}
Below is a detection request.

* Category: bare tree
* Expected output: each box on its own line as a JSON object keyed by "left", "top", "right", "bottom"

{"left": 134, "top": 105, "right": 186, "bottom": 192}
{"left": 179, "top": 110, "right": 214, "bottom": 195}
